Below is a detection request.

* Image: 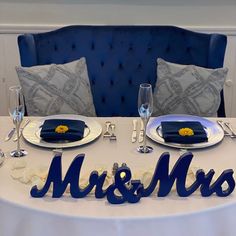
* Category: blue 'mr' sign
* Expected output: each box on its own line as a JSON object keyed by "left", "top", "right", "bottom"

{"left": 30, "top": 152, "right": 235, "bottom": 204}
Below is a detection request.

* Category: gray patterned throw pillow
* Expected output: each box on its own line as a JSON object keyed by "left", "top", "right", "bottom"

{"left": 16, "top": 58, "right": 96, "bottom": 116}
{"left": 153, "top": 58, "right": 228, "bottom": 117}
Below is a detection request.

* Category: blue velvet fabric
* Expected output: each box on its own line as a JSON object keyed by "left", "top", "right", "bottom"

{"left": 161, "top": 121, "right": 208, "bottom": 144}
{"left": 18, "top": 25, "right": 227, "bottom": 117}
{"left": 40, "top": 119, "right": 85, "bottom": 142}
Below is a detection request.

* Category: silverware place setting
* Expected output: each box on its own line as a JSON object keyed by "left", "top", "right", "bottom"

{"left": 0, "top": 150, "right": 5, "bottom": 166}
{"left": 217, "top": 120, "right": 236, "bottom": 138}
{"left": 131, "top": 119, "right": 137, "bottom": 143}
{"left": 224, "top": 122, "right": 236, "bottom": 138}
{"left": 103, "top": 121, "right": 117, "bottom": 141}
{"left": 103, "top": 121, "right": 111, "bottom": 138}
{"left": 131, "top": 119, "right": 144, "bottom": 143}
{"left": 138, "top": 120, "right": 144, "bottom": 143}
{"left": 109, "top": 124, "right": 117, "bottom": 141}
{"left": 4, "top": 127, "right": 16, "bottom": 142}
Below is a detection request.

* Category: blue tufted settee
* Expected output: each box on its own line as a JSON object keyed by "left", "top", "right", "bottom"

{"left": 18, "top": 25, "right": 227, "bottom": 117}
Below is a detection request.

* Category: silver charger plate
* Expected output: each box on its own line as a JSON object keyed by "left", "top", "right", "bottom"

{"left": 146, "top": 114, "right": 224, "bottom": 149}
{"left": 22, "top": 114, "right": 102, "bottom": 148}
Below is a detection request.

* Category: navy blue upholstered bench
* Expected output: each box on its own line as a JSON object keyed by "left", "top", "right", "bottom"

{"left": 18, "top": 25, "right": 227, "bottom": 117}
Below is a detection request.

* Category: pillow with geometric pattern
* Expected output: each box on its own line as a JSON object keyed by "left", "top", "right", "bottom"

{"left": 153, "top": 58, "right": 228, "bottom": 117}
{"left": 16, "top": 58, "right": 96, "bottom": 116}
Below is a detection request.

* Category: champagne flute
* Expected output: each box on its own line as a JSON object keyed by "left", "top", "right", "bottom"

{"left": 8, "top": 86, "right": 27, "bottom": 157}
{"left": 137, "top": 83, "right": 153, "bottom": 153}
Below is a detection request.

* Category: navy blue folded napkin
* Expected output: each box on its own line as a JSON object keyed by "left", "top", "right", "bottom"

{"left": 40, "top": 119, "right": 86, "bottom": 142}
{"left": 160, "top": 121, "right": 208, "bottom": 144}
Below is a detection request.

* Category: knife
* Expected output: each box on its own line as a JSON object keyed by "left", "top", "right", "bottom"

{"left": 138, "top": 120, "right": 144, "bottom": 143}
{"left": 5, "top": 128, "right": 16, "bottom": 141}
{"left": 131, "top": 119, "right": 137, "bottom": 143}
{"left": 13, "top": 119, "right": 30, "bottom": 142}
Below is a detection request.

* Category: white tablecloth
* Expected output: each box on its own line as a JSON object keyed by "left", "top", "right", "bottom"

{"left": 0, "top": 116, "right": 236, "bottom": 236}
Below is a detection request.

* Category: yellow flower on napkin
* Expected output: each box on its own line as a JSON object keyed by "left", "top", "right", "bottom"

{"left": 178, "top": 128, "right": 194, "bottom": 136}
{"left": 55, "top": 125, "right": 69, "bottom": 134}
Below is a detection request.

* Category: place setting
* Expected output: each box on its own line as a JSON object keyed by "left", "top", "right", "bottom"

{"left": 5, "top": 84, "right": 234, "bottom": 157}
{"left": 23, "top": 114, "right": 102, "bottom": 149}
{"left": 146, "top": 114, "right": 225, "bottom": 149}
{"left": 5, "top": 86, "right": 103, "bottom": 153}
{"left": 131, "top": 83, "right": 230, "bottom": 153}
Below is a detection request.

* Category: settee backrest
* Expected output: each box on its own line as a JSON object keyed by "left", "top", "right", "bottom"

{"left": 18, "top": 25, "right": 227, "bottom": 117}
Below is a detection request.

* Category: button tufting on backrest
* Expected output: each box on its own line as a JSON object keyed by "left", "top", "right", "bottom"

{"left": 109, "top": 43, "right": 113, "bottom": 50}
{"left": 129, "top": 43, "right": 133, "bottom": 51}
{"left": 166, "top": 46, "right": 170, "bottom": 52}
{"left": 72, "top": 44, "right": 76, "bottom": 50}
{"left": 101, "top": 96, "right": 106, "bottom": 103}
{"left": 186, "top": 47, "right": 191, "bottom": 52}
{"left": 119, "top": 63, "right": 123, "bottom": 70}
{"left": 138, "top": 63, "right": 142, "bottom": 69}
{"left": 54, "top": 45, "right": 58, "bottom": 51}
{"left": 110, "top": 80, "right": 114, "bottom": 86}
{"left": 101, "top": 61, "right": 104, "bottom": 67}
{"left": 91, "top": 42, "right": 95, "bottom": 50}
{"left": 147, "top": 46, "right": 152, "bottom": 52}
{"left": 91, "top": 76, "right": 95, "bottom": 85}
{"left": 128, "top": 79, "right": 132, "bottom": 85}
{"left": 121, "top": 96, "right": 125, "bottom": 103}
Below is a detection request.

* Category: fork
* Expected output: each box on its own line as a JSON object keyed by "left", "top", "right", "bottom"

{"left": 217, "top": 120, "right": 231, "bottom": 136}
{"left": 110, "top": 124, "right": 117, "bottom": 141}
{"left": 0, "top": 149, "right": 5, "bottom": 166}
{"left": 224, "top": 122, "right": 236, "bottom": 138}
{"left": 103, "top": 121, "right": 111, "bottom": 138}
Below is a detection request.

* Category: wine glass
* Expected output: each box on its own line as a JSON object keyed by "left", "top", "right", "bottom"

{"left": 8, "top": 86, "right": 27, "bottom": 157}
{"left": 137, "top": 83, "right": 153, "bottom": 153}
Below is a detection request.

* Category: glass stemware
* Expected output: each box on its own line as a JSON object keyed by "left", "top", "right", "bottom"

{"left": 137, "top": 83, "right": 153, "bottom": 153}
{"left": 8, "top": 86, "right": 27, "bottom": 157}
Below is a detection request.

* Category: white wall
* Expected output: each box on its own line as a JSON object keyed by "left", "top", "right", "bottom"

{"left": 0, "top": 0, "right": 236, "bottom": 116}
{"left": 0, "top": 1, "right": 236, "bottom": 27}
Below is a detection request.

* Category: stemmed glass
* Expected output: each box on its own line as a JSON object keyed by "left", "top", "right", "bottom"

{"left": 8, "top": 86, "right": 27, "bottom": 157}
{"left": 137, "top": 83, "right": 153, "bottom": 153}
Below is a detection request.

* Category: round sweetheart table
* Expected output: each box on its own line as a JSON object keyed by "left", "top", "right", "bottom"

{"left": 0, "top": 117, "right": 236, "bottom": 236}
